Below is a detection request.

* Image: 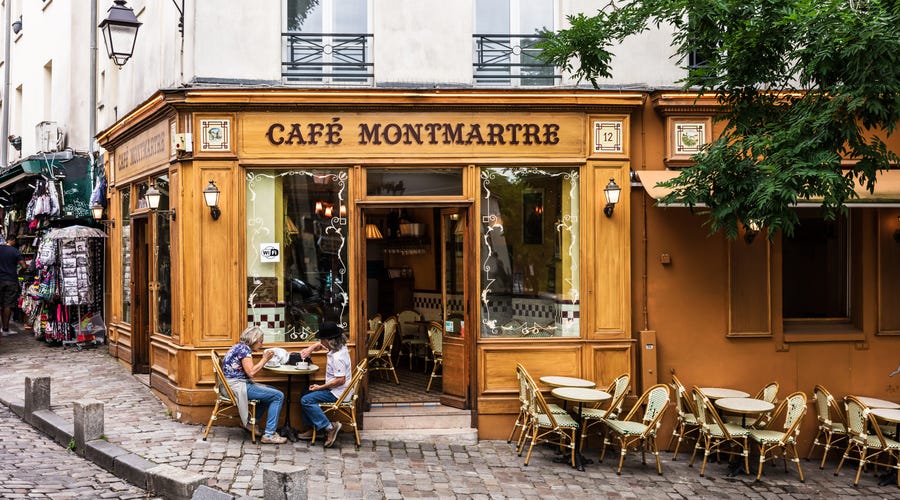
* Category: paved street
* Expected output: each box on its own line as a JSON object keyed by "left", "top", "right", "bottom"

{"left": 1, "top": 330, "right": 898, "bottom": 499}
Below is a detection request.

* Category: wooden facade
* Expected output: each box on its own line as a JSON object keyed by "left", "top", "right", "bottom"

{"left": 96, "top": 88, "right": 900, "bottom": 444}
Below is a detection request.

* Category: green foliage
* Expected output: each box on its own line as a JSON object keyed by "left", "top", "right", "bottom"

{"left": 67, "top": 438, "right": 76, "bottom": 452}
{"left": 542, "top": 0, "right": 900, "bottom": 238}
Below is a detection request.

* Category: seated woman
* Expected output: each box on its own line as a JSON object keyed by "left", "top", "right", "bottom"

{"left": 222, "top": 325, "right": 287, "bottom": 444}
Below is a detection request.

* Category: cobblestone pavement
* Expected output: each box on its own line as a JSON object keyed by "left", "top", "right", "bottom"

{"left": 1, "top": 330, "right": 899, "bottom": 499}
{"left": 0, "top": 405, "right": 158, "bottom": 499}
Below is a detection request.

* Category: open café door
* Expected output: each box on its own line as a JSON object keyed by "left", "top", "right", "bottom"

{"left": 439, "top": 208, "right": 470, "bottom": 409}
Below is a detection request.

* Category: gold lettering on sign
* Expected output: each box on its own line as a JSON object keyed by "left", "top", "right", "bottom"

{"left": 116, "top": 121, "right": 170, "bottom": 178}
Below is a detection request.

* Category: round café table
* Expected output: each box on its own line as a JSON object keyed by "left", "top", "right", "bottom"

{"left": 871, "top": 408, "right": 900, "bottom": 439}
{"left": 539, "top": 376, "right": 597, "bottom": 389}
{"left": 856, "top": 396, "right": 900, "bottom": 410}
{"left": 700, "top": 387, "right": 750, "bottom": 400}
{"left": 264, "top": 363, "right": 319, "bottom": 441}
{"left": 715, "top": 397, "right": 774, "bottom": 427}
{"left": 550, "top": 387, "right": 612, "bottom": 472}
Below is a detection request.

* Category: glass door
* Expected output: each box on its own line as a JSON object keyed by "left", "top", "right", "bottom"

{"left": 439, "top": 208, "right": 469, "bottom": 409}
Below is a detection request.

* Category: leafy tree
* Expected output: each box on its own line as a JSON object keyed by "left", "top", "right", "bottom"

{"left": 539, "top": 0, "right": 900, "bottom": 238}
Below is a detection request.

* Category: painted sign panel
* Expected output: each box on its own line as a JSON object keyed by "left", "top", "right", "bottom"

{"left": 115, "top": 120, "right": 171, "bottom": 180}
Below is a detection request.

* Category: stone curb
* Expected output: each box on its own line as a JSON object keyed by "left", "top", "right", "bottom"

{"left": 0, "top": 391, "right": 226, "bottom": 500}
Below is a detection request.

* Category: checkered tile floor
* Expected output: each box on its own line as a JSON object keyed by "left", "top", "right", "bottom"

{"left": 368, "top": 360, "right": 441, "bottom": 406}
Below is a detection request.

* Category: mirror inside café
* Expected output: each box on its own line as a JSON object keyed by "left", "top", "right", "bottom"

{"left": 364, "top": 206, "right": 465, "bottom": 405}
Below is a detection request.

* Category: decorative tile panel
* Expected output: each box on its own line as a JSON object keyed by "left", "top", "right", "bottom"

{"left": 593, "top": 120, "right": 624, "bottom": 154}
{"left": 200, "top": 119, "right": 230, "bottom": 151}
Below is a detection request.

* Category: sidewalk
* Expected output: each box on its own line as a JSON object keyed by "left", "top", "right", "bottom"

{"left": 0, "top": 329, "right": 896, "bottom": 499}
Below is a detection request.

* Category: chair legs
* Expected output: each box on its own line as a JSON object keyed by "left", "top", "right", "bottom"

{"left": 202, "top": 401, "right": 224, "bottom": 441}
{"left": 426, "top": 359, "right": 442, "bottom": 392}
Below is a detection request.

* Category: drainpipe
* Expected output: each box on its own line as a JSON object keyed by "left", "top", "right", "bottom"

{"left": 89, "top": 0, "right": 97, "bottom": 162}
{"left": 2, "top": 0, "right": 11, "bottom": 168}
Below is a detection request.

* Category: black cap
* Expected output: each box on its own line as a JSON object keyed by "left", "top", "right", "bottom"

{"left": 314, "top": 321, "right": 343, "bottom": 340}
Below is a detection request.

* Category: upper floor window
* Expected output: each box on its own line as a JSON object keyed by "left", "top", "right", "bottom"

{"left": 283, "top": 0, "right": 372, "bottom": 85}
{"left": 474, "top": 0, "right": 558, "bottom": 87}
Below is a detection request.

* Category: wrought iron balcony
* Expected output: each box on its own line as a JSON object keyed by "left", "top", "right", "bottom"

{"left": 473, "top": 34, "right": 560, "bottom": 87}
{"left": 282, "top": 32, "right": 373, "bottom": 84}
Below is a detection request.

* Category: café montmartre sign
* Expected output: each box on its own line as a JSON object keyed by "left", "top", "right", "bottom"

{"left": 246, "top": 112, "right": 585, "bottom": 156}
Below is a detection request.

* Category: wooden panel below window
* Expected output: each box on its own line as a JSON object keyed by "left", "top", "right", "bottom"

{"left": 479, "top": 345, "right": 583, "bottom": 396}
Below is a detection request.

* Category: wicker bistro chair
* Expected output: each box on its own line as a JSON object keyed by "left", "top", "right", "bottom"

{"left": 835, "top": 395, "right": 900, "bottom": 488}
{"left": 397, "top": 309, "right": 426, "bottom": 370}
{"left": 521, "top": 371, "right": 580, "bottom": 467}
{"left": 579, "top": 373, "right": 630, "bottom": 452}
{"left": 425, "top": 321, "right": 443, "bottom": 392}
{"left": 600, "top": 383, "right": 671, "bottom": 475}
{"left": 748, "top": 391, "right": 808, "bottom": 481}
{"left": 508, "top": 364, "right": 532, "bottom": 448}
{"left": 806, "top": 384, "right": 848, "bottom": 469}
{"left": 689, "top": 386, "right": 752, "bottom": 476}
{"left": 311, "top": 359, "right": 367, "bottom": 447}
{"left": 367, "top": 316, "right": 399, "bottom": 384}
{"left": 203, "top": 351, "right": 260, "bottom": 443}
{"left": 667, "top": 374, "right": 701, "bottom": 461}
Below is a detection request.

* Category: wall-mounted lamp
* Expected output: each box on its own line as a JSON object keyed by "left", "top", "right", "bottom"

{"left": 90, "top": 203, "right": 116, "bottom": 227}
{"left": 603, "top": 178, "right": 621, "bottom": 217}
{"left": 11, "top": 16, "right": 22, "bottom": 35}
{"left": 744, "top": 219, "right": 761, "bottom": 244}
{"left": 203, "top": 179, "right": 221, "bottom": 220}
{"left": 894, "top": 215, "right": 900, "bottom": 243}
{"left": 7, "top": 135, "right": 21, "bottom": 151}
{"left": 99, "top": 0, "right": 142, "bottom": 67}
{"left": 145, "top": 185, "right": 176, "bottom": 220}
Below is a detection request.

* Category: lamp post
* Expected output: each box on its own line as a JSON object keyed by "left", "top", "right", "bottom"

{"left": 98, "top": 0, "right": 141, "bottom": 67}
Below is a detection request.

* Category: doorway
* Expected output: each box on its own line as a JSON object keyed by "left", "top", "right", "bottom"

{"left": 360, "top": 206, "right": 470, "bottom": 411}
{"left": 130, "top": 215, "right": 150, "bottom": 374}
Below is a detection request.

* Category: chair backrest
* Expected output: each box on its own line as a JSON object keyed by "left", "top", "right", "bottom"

{"left": 780, "top": 391, "right": 808, "bottom": 438}
{"left": 515, "top": 363, "right": 529, "bottom": 407}
{"left": 210, "top": 350, "right": 236, "bottom": 403}
{"left": 371, "top": 316, "right": 398, "bottom": 355}
{"left": 756, "top": 381, "right": 779, "bottom": 405}
{"left": 367, "top": 314, "right": 382, "bottom": 332}
{"left": 366, "top": 318, "right": 387, "bottom": 352}
{"left": 427, "top": 321, "right": 443, "bottom": 355}
{"left": 844, "top": 395, "right": 890, "bottom": 446}
{"left": 397, "top": 309, "right": 422, "bottom": 338}
{"left": 671, "top": 374, "right": 697, "bottom": 416}
{"left": 622, "top": 383, "right": 669, "bottom": 436}
{"left": 604, "top": 373, "right": 631, "bottom": 415}
{"left": 333, "top": 359, "right": 368, "bottom": 405}
{"left": 522, "top": 370, "right": 561, "bottom": 428}
{"left": 812, "top": 384, "right": 844, "bottom": 427}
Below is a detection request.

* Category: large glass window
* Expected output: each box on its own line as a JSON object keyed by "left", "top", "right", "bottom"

{"left": 480, "top": 167, "right": 580, "bottom": 337}
{"left": 283, "top": 0, "right": 372, "bottom": 84}
{"left": 120, "top": 188, "right": 131, "bottom": 323}
{"left": 152, "top": 176, "right": 172, "bottom": 336}
{"left": 474, "top": 0, "right": 557, "bottom": 86}
{"left": 246, "top": 169, "right": 349, "bottom": 343}
{"left": 366, "top": 168, "right": 463, "bottom": 197}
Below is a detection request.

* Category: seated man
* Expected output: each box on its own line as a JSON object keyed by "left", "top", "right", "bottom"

{"left": 297, "top": 321, "right": 352, "bottom": 448}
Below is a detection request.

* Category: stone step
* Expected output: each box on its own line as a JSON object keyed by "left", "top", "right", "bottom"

{"left": 362, "top": 405, "right": 472, "bottom": 431}
{"left": 359, "top": 428, "right": 478, "bottom": 445}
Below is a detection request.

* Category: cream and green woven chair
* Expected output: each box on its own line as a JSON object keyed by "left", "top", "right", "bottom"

{"left": 579, "top": 372, "right": 629, "bottom": 452}
{"left": 834, "top": 395, "right": 900, "bottom": 488}
{"left": 725, "top": 381, "right": 778, "bottom": 428}
{"left": 312, "top": 359, "right": 367, "bottom": 447}
{"left": 600, "top": 383, "right": 670, "bottom": 475}
{"left": 367, "top": 315, "right": 399, "bottom": 384}
{"left": 689, "top": 386, "right": 751, "bottom": 476}
{"left": 425, "top": 321, "right": 443, "bottom": 392}
{"left": 805, "top": 384, "right": 847, "bottom": 469}
{"left": 521, "top": 371, "right": 580, "bottom": 467}
{"left": 748, "top": 391, "right": 808, "bottom": 481}
{"left": 202, "top": 350, "right": 259, "bottom": 443}
{"left": 508, "top": 364, "right": 532, "bottom": 449}
{"left": 667, "top": 374, "right": 700, "bottom": 460}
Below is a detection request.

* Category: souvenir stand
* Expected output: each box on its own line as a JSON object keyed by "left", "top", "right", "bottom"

{"left": 22, "top": 225, "right": 106, "bottom": 350}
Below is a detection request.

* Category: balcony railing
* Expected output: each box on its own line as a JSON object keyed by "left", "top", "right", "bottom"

{"left": 473, "top": 34, "right": 560, "bottom": 87}
{"left": 282, "top": 32, "right": 373, "bottom": 85}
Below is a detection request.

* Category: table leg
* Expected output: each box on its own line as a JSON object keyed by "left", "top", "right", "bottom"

{"left": 277, "top": 375, "right": 298, "bottom": 442}
{"left": 554, "top": 403, "right": 589, "bottom": 471}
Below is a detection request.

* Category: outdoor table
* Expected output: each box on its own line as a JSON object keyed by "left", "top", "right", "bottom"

{"left": 855, "top": 396, "right": 900, "bottom": 410}
{"left": 539, "top": 376, "right": 597, "bottom": 389}
{"left": 550, "top": 387, "right": 612, "bottom": 472}
{"left": 264, "top": 363, "right": 319, "bottom": 441}
{"left": 700, "top": 387, "right": 750, "bottom": 399}
{"left": 715, "top": 397, "right": 774, "bottom": 427}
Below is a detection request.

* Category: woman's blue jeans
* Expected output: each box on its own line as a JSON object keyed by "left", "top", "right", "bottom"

{"left": 246, "top": 382, "right": 284, "bottom": 437}
{"left": 300, "top": 389, "right": 337, "bottom": 431}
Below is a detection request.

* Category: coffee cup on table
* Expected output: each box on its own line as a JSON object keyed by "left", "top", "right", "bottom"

{"left": 297, "top": 361, "right": 309, "bottom": 370}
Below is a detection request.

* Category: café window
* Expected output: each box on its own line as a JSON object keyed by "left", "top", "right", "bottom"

{"left": 366, "top": 168, "right": 463, "bottom": 196}
{"left": 120, "top": 188, "right": 131, "bottom": 323}
{"left": 480, "top": 167, "right": 580, "bottom": 337}
{"left": 152, "top": 176, "right": 172, "bottom": 336}
{"left": 246, "top": 169, "right": 349, "bottom": 342}
{"left": 782, "top": 209, "right": 850, "bottom": 321}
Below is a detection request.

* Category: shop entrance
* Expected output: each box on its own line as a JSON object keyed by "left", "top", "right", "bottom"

{"left": 358, "top": 205, "right": 471, "bottom": 413}
{"left": 130, "top": 215, "right": 150, "bottom": 374}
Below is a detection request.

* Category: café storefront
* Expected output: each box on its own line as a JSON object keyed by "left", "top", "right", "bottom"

{"left": 96, "top": 88, "right": 641, "bottom": 436}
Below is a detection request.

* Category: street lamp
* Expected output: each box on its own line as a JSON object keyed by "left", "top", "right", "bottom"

{"left": 203, "top": 180, "right": 221, "bottom": 221}
{"left": 603, "top": 178, "right": 621, "bottom": 217}
{"left": 98, "top": 0, "right": 141, "bottom": 67}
